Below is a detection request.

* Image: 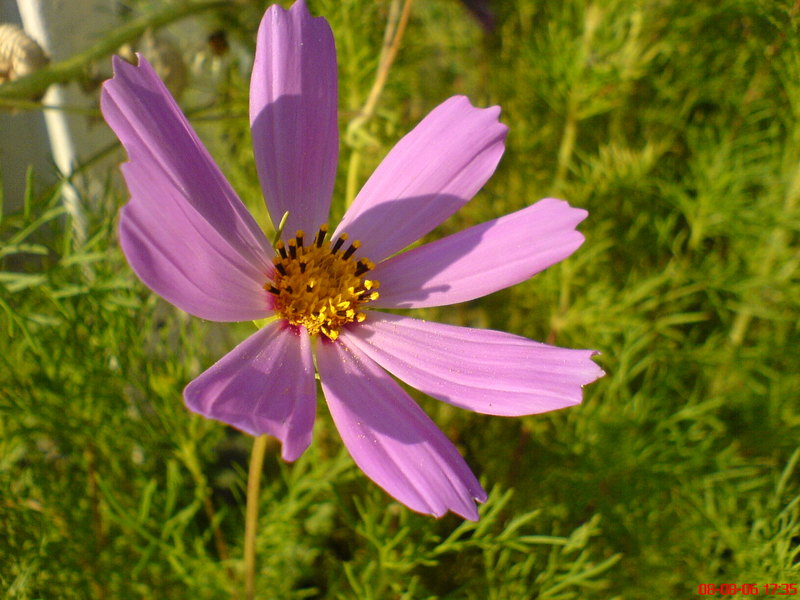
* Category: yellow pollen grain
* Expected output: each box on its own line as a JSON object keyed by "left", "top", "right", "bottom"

{"left": 265, "top": 226, "right": 379, "bottom": 339}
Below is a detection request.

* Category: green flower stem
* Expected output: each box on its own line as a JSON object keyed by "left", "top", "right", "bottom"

{"left": 360, "top": 0, "right": 414, "bottom": 125}
{"left": 551, "top": 5, "right": 601, "bottom": 195}
{"left": 244, "top": 434, "right": 268, "bottom": 600}
{"left": 345, "top": 0, "right": 413, "bottom": 206}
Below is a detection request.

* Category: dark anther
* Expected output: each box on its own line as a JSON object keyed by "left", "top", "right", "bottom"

{"left": 266, "top": 285, "right": 281, "bottom": 295}
{"left": 288, "top": 240, "right": 297, "bottom": 259}
{"left": 331, "top": 236, "right": 346, "bottom": 254}
{"left": 306, "top": 284, "right": 314, "bottom": 292}
{"left": 275, "top": 263, "right": 287, "bottom": 276}
{"left": 355, "top": 261, "right": 370, "bottom": 276}
{"left": 342, "top": 242, "right": 360, "bottom": 260}
{"left": 276, "top": 242, "right": 287, "bottom": 259}
{"left": 295, "top": 230, "right": 304, "bottom": 248}
{"left": 299, "top": 262, "right": 306, "bottom": 273}
{"left": 285, "top": 285, "right": 294, "bottom": 294}
{"left": 315, "top": 225, "right": 328, "bottom": 247}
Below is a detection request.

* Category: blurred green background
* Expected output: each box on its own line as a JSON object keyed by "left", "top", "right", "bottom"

{"left": 2, "top": 0, "right": 799, "bottom": 597}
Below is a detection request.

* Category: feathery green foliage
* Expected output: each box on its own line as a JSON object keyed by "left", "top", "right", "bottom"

{"left": 1, "top": 0, "right": 798, "bottom": 597}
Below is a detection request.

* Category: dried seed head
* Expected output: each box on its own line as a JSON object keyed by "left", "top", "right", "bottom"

{"left": 0, "top": 23, "right": 49, "bottom": 86}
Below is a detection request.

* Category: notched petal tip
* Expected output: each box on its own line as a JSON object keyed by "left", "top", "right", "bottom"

{"left": 445, "top": 94, "right": 508, "bottom": 139}
{"left": 584, "top": 350, "right": 606, "bottom": 385}
{"left": 336, "top": 94, "right": 509, "bottom": 261}
{"left": 372, "top": 196, "right": 592, "bottom": 309}
{"left": 265, "top": 0, "right": 301, "bottom": 19}
{"left": 289, "top": 0, "right": 313, "bottom": 16}
{"left": 317, "top": 340, "right": 485, "bottom": 521}
{"left": 342, "top": 314, "right": 603, "bottom": 418}
{"left": 542, "top": 197, "right": 590, "bottom": 225}
{"left": 285, "top": 0, "right": 335, "bottom": 28}
{"left": 109, "top": 52, "right": 133, "bottom": 72}
{"left": 106, "top": 52, "right": 149, "bottom": 85}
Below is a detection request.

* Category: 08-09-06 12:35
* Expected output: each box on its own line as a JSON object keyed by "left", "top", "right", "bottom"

{"left": 697, "top": 584, "right": 798, "bottom": 596}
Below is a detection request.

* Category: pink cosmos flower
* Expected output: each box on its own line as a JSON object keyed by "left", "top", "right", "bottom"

{"left": 101, "top": 0, "right": 602, "bottom": 520}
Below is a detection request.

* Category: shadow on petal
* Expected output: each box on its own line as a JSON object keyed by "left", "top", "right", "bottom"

{"left": 184, "top": 321, "right": 317, "bottom": 462}
{"left": 251, "top": 94, "right": 337, "bottom": 239}
{"left": 317, "top": 338, "right": 486, "bottom": 520}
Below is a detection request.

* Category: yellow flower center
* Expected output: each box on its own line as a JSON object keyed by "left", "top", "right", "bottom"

{"left": 265, "top": 225, "right": 379, "bottom": 340}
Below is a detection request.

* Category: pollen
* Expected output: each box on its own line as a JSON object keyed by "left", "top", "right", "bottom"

{"left": 265, "top": 226, "right": 379, "bottom": 340}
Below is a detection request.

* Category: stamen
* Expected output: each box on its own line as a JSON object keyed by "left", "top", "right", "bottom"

{"left": 331, "top": 233, "right": 347, "bottom": 254}
{"left": 315, "top": 224, "right": 328, "bottom": 248}
{"left": 354, "top": 259, "right": 372, "bottom": 276}
{"left": 342, "top": 240, "right": 361, "bottom": 260}
{"left": 267, "top": 228, "right": 379, "bottom": 340}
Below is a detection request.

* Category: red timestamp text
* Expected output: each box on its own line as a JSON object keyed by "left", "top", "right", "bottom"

{"left": 697, "top": 584, "right": 799, "bottom": 596}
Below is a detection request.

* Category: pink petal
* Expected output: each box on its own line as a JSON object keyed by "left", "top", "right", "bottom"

{"left": 334, "top": 96, "right": 507, "bottom": 262}
{"left": 371, "top": 198, "right": 587, "bottom": 309}
{"left": 316, "top": 339, "right": 486, "bottom": 520}
{"left": 250, "top": 0, "right": 338, "bottom": 239}
{"left": 341, "top": 313, "right": 604, "bottom": 417}
{"left": 102, "top": 55, "right": 273, "bottom": 321}
{"left": 184, "top": 321, "right": 316, "bottom": 462}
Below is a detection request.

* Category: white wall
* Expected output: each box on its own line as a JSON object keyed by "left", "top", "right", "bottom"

{"left": 1, "top": 0, "right": 118, "bottom": 234}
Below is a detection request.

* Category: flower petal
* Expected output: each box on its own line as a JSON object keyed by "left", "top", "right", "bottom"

{"left": 250, "top": 0, "right": 338, "bottom": 239}
{"left": 102, "top": 55, "right": 273, "bottom": 321}
{"left": 335, "top": 96, "right": 507, "bottom": 262}
{"left": 341, "top": 312, "right": 604, "bottom": 417}
{"left": 184, "top": 321, "right": 316, "bottom": 462}
{"left": 371, "top": 198, "right": 587, "bottom": 308}
{"left": 316, "top": 339, "right": 486, "bottom": 520}
{"left": 118, "top": 164, "right": 271, "bottom": 322}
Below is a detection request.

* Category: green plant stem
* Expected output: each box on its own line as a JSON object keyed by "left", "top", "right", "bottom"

{"left": 728, "top": 158, "right": 800, "bottom": 347}
{"left": 552, "top": 104, "right": 578, "bottom": 194}
{"left": 360, "top": 0, "right": 414, "bottom": 123}
{"left": 0, "top": 0, "right": 229, "bottom": 100}
{"left": 551, "top": 4, "right": 600, "bottom": 194}
{"left": 244, "top": 435, "right": 268, "bottom": 600}
{"left": 177, "top": 437, "right": 231, "bottom": 566}
{"left": 345, "top": 0, "right": 413, "bottom": 205}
